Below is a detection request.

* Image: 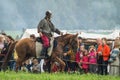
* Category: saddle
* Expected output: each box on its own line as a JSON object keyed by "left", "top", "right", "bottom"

{"left": 35, "top": 37, "right": 58, "bottom": 58}
{"left": 36, "top": 37, "right": 57, "bottom": 48}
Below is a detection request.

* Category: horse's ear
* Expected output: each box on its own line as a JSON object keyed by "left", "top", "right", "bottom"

{"left": 72, "top": 33, "right": 78, "bottom": 39}
{"left": 69, "top": 34, "right": 77, "bottom": 44}
{"left": 75, "top": 33, "right": 78, "bottom": 37}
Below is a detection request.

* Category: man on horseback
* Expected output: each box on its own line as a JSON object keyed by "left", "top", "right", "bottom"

{"left": 37, "top": 10, "right": 63, "bottom": 58}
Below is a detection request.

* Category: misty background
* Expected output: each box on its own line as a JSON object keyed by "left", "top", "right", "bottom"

{"left": 0, "top": 0, "right": 120, "bottom": 31}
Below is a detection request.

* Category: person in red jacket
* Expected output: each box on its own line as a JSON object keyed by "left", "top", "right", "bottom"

{"left": 82, "top": 50, "right": 89, "bottom": 73}
{"left": 76, "top": 44, "right": 86, "bottom": 74}
{"left": 97, "top": 38, "right": 110, "bottom": 75}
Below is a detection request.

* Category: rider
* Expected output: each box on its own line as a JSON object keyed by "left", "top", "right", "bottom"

{"left": 37, "top": 10, "right": 63, "bottom": 58}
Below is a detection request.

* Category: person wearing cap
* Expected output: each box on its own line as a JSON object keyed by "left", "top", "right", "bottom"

{"left": 109, "top": 39, "right": 120, "bottom": 76}
{"left": 77, "top": 36, "right": 83, "bottom": 51}
{"left": 37, "top": 11, "right": 63, "bottom": 57}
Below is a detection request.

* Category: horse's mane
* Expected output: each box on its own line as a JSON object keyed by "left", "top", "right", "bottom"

{"left": 55, "top": 34, "right": 73, "bottom": 41}
{"left": 55, "top": 33, "right": 77, "bottom": 50}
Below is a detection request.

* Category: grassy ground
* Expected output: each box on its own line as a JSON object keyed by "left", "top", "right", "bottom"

{"left": 0, "top": 71, "right": 120, "bottom": 80}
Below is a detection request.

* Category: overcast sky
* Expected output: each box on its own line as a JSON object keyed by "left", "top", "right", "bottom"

{"left": 0, "top": 0, "right": 120, "bottom": 30}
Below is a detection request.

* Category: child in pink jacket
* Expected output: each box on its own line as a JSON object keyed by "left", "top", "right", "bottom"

{"left": 82, "top": 50, "right": 89, "bottom": 73}
{"left": 88, "top": 45, "right": 97, "bottom": 73}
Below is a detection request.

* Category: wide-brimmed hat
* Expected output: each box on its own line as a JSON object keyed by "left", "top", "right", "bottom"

{"left": 46, "top": 10, "right": 52, "bottom": 16}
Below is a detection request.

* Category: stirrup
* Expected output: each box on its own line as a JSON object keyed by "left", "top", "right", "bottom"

{"left": 39, "top": 55, "right": 46, "bottom": 59}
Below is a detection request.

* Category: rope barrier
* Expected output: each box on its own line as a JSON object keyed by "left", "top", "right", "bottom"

{"left": 0, "top": 58, "right": 120, "bottom": 68}
{"left": 0, "top": 60, "right": 15, "bottom": 63}
{"left": 62, "top": 59, "right": 120, "bottom": 67}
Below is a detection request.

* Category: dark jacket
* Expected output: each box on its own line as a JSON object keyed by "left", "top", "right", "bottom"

{"left": 37, "top": 18, "right": 61, "bottom": 37}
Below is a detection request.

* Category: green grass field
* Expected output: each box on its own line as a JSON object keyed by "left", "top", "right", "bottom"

{"left": 0, "top": 71, "right": 120, "bottom": 80}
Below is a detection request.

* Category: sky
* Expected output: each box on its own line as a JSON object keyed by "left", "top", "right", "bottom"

{"left": 0, "top": 0, "right": 120, "bottom": 30}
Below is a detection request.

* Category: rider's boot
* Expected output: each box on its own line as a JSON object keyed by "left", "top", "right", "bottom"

{"left": 40, "top": 47, "right": 48, "bottom": 59}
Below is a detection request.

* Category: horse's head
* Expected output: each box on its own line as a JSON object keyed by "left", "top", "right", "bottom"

{"left": 67, "top": 33, "right": 78, "bottom": 52}
{"left": 57, "top": 33, "right": 78, "bottom": 53}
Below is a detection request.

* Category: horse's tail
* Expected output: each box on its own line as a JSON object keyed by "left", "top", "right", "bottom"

{"left": 2, "top": 41, "right": 18, "bottom": 70}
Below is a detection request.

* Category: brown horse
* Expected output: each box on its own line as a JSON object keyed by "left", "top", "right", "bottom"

{"left": 2, "top": 33, "right": 78, "bottom": 72}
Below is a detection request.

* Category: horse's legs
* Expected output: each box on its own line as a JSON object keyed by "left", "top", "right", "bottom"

{"left": 55, "top": 56, "right": 66, "bottom": 72}
{"left": 47, "top": 59, "right": 51, "bottom": 73}
{"left": 15, "top": 58, "right": 22, "bottom": 72}
{"left": 51, "top": 61, "right": 54, "bottom": 72}
{"left": 15, "top": 54, "right": 26, "bottom": 72}
{"left": 43, "top": 58, "right": 51, "bottom": 73}
{"left": 15, "top": 63, "right": 19, "bottom": 72}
